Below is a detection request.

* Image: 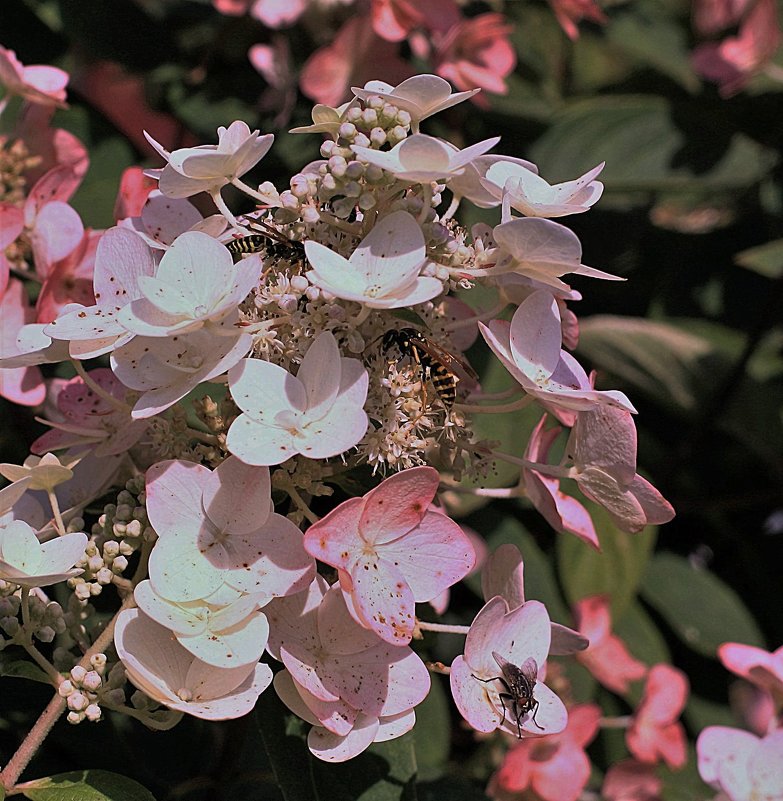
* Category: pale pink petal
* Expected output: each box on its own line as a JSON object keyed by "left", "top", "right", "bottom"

{"left": 379, "top": 510, "right": 476, "bottom": 600}
{"left": 374, "top": 709, "right": 417, "bottom": 741}
{"left": 225, "top": 414, "right": 298, "bottom": 466}
{"left": 93, "top": 226, "right": 157, "bottom": 304}
{"left": 317, "top": 584, "right": 381, "bottom": 656}
{"left": 308, "top": 714, "right": 380, "bottom": 762}
{"left": 223, "top": 512, "right": 314, "bottom": 597}
{"left": 697, "top": 726, "right": 757, "bottom": 791}
{"left": 481, "top": 542, "right": 525, "bottom": 608}
{"left": 298, "top": 398, "right": 368, "bottom": 459}
{"left": 202, "top": 456, "right": 271, "bottom": 535}
{"left": 296, "top": 332, "right": 342, "bottom": 420}
{"left": 350, "top": 552, "right": 416, "bottom": 644}
{"left": 148, "top": 534, "right": 224, "bottom": 603}
{"left": 134, "top": 581, "right": 207, "bottom": 636}
{"left": 273, "top": 670, "right": 323, "bottom": 728}
{"left": 145, "top": 459, "right": 210, "bottom": 537}
{"left": 182, "top": 611, "right": 269, "bottom": 668}
{"left": 508, "top": 290, "right": 562, "bottom": 381}
{"left": 450, "top": 654, "right": 502, "bottom": 733}
{"left": 358, "top": 466, "right": 439, "bottom": 545}
{"left": 463, "top": 596, "right": 509, "bottom": 675}
{"left": 177, "top": 662, "right": 272, "bottom": 720}
{"left": 228, "top": 357, "right": 307, "bottom": 423}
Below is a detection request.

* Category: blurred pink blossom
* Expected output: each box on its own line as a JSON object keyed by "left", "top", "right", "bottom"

{"left": 430, "top": 14, "right": 516, "bottom": 106}
{"left": 371, "top": 0, "right": 425, "bottom": 42}
{"left": 602, "top": 759, "right": 663, "bottom": 801}
{"left": 691, "top": 0, "right": 781, "bottom": 95}
{"left": 0, "top": 46, "right": 68, "bottom": 108}
{"left": 35, "top": 230, "right": 100, "bottom": 324}
{"left": 114, "top": 167, "right": 157, "bottom": 222}
{"left": 698, "top": 726, "right": 783, "bottom": 801}
{"left": 487, "top": 703, "right": 601, "bottom": 801}
{"left": 548, "top": 0, "right": 607, "bottom": 40}
{"left": 0, "top": 279, "right": 46, "bottom": 406}
{"left": 627, "top": 664, "right": 689, "bottom": 769}
{"left": 574, "top": 595, "right": 648, "bottom": 694}
{"left": 718, "top": 642, "right": 783, "bottom": 708}
{"left": 300, "top": 16, "right": 410, "bottom": 107}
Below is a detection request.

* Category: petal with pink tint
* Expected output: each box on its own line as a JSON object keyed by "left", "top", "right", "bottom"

{"left": 481, "top": 542, "right": 526, "bottom": 609}
{"left": 308, "top": 714, "right": 380, "bottom": 763}
{"left": 358, "top": 466, "right": 439, "bottom": 545}
{"left": 302, "top": 498, "right": 364, "bottom": 570}
{"left": 202, "top": 456, "right": 271, "bottom": 535}
{"left": 450, "top": 654, "right": 502, "bottom": 733}
{"left": 380, "top": 510, "right": 476, "bottom": 600}
{"left": 350, "top": 552, "right": 416, "bottom": 644}
{"left": 145, "top": 460, "right": 210, "bottom": 537}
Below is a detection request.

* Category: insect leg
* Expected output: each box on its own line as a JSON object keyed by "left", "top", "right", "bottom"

{"left": 530, "top": 698, "right": 544, "bottom": 730}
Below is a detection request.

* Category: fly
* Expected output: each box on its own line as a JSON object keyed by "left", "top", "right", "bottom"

{"left": 474, "top": 652, "right": 543, "bottom": 737}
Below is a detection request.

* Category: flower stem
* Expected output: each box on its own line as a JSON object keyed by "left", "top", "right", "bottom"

{"left": 46, "top": 490, "right": 66, "bottom": 537}
{"left": 492, "top": 450, "right": 574, "bottom": 479}
{"left": 417, "top": 621, "right": 470, "bottom": 635}
{"left": 286, "top": 485, "right": 320, "bottom": 525}
{"left": 0, "top": 595, "right": 136, "bottom": 791}
{"left": 444, "top": 300, "right": 507, "bottom": 332}
{"left": 71, "top": 360, "right": 130, "bottom": 413}
{"left": 599, "top": 715, "right": 632, "bottom": 729}
{"left": 454, "top": 395, "right": 534, "bottom": 415}
{"left": 231, "top": 177, "right": 276, "bottom": 205}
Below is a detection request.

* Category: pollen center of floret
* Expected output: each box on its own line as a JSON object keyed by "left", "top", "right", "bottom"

{"left": 194, "top": 304, "right": 209, "bottom": 317}
{"left": 177, "top": 687, "right": 193, "bottom": 701}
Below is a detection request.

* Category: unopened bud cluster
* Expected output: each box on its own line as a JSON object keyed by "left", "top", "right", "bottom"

{"left": 0, "top": 594, "right": 66, "bottom": 646}
{"left": 58, "top": 654, "right": 117, "bottom": 724}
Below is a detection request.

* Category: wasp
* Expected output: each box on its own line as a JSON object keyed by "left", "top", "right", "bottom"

{"left": 381, "top": 328, "right": 478, "bottom": 409}
{"left": 225, "top": 219, "right": 305, "bottom": 262}
{"left": 474, "top": 652, "right": 543, "bottom": 738}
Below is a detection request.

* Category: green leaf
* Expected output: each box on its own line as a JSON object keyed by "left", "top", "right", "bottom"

{"left": 685, "top": 694, "right": 736, "bottom": 732}
{"left": 557, "top": 502, "right": 657, "bottom": 619}
{"left": 735, "top": 238, "right": 783, "bottom": 279}
{"left": 577, "top": 316, "right": 725, "bottom": 414}
{"left": 486, "top": 516, "right": 570, "bottom": 622}
{"left": 21, "top": 771, "right": 156, "bottom": 801}
{"left": 0, "top": 652, "right": 52, "bottom": 684}
{"left": 255, "top": 689, "right": 419, "bottom": 801}
{"left": 529, "top": 96, "right": 777, "bottom": 196}
{"left": 640, "top": 552, "right": 766, "bottom": 657}
{"left": 659, "top": 746, "right": 713, "bottom": 801}
{"left": 606, "top": 4, "right": 700, "bottom": 92}
{"left": 412, "top": 676, "right": 450, "bottom": 781}
{"left": 255, "top": 689, "right": 315, "bottom": 801}
{"left": 614, "top": 600, "right": 671, "bottom": 667}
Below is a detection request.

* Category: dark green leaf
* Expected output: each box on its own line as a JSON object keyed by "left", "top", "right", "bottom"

{"left": 21, "top": 771, "right": 156, "bottom": 801}
{"left": 529, "top": 96, "right": 777, "bottom": 196}
{"left": 659, "top": 747, "right": 713, "bottom": 801}
{"left": 641, "top": 553, "right": 765, "bottom": 657}
{"left": 0, "top": 652, "right": 52, "bottom": 684}
{"left": 255, "top": 690, "right": 418, "bottom": 801}
{"left": 557, "top": 502, "right": 657, "bottom": 618}
{"left": 486, "top": 516, "right": 570, "bottom": 622}
{"left": 685, "top": 694, "right": 736, "bottom": 732}
{"left": 735, "top": 239, "right": 783, "bottom": 279}
{"left": 412, "top": 676, "right": 450, "bottom": 781}
{"left": 577, "top": 316, "right": 726, "bottom": 414}
{"left": 614, "top": 600, "right": 671, "bottom": 667}
{"left": 606, "top": 4, "right": 700, "bottom": 92}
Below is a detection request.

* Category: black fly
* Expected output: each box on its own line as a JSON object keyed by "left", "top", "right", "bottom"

{"left": 474, "top": 652, "right": 543, "bottom": 737}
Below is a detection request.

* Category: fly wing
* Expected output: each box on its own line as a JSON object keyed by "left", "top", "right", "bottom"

{"left": 518, "top": 657, "right": 539, "bottom": 696}
{"left": 415, "top": 335, "right": 480, "bottom": 385}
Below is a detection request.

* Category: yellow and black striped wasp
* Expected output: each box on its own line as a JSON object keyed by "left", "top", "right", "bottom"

{"left": 225, "top": 219, "right": 305, "bottom": 263}
{"left": 381, "top": 327, "right": 478, "bottom": 410}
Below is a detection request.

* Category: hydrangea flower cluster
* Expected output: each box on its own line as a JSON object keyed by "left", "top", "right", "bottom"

{"left": 0, "top": 52, "right": 682, "bottom": 794}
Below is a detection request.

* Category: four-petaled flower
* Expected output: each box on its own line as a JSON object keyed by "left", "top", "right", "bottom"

{"left": 227, "top": 332, "right": 369, "bottom": 466}
{"left": 303, "top": 466, "right": 475, "bottom": 644}
{"left": 304, "top": 211, "right": 442, "bottom": 309}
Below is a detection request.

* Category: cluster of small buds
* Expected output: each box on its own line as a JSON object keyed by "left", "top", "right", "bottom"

{"left": 58, "top": 654, "right": 108, "bottom": 724}
{"left": 277, "top": 97, "right": 410, "bottom": 220}
{"left": 0, "top": 594, "right": 66, "bottom": 646}
{"left": 0, "top": 136, "right": 39, "bottom": 204}
{"left": 90, "top": 477, "right": 150, "bottom": 548}
{"left": 70, "top": 538, "right": 133, "bottom": 600}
